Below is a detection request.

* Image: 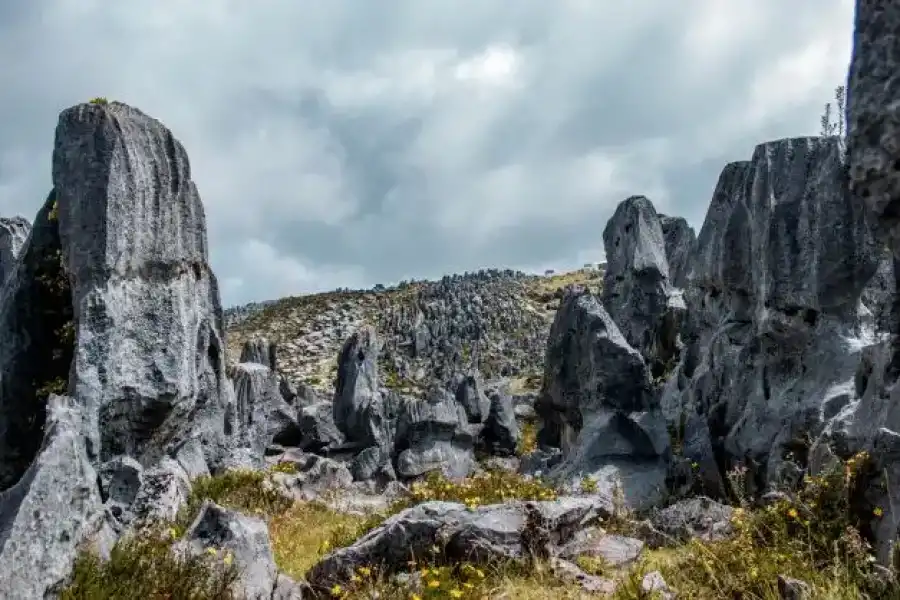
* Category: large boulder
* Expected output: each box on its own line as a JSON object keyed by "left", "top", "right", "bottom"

{"left": 602, "top": 196, "right": 686, "bottom": 376}
{"left": 52, "top": 101, "right": 235, "bottom": 471}
{"left": 305, "top": 496, "right": 612, "bottom": 593}
{"left": 333, "top": 326, "right": 389, "bottom": 449}
{"left": 663, "top": 136, "right": 880, "bottom": 503}
{"left": 537, "top": 287, "right": 670, "bottom": 509}
{"left": 393, "top": 387, "right": 476, "bottom": 479}
{"left": 0, "top": 395, "right": 102, "bottom": 597}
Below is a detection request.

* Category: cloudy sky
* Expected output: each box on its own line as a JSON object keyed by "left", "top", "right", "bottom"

{"left": 0, "top": 0, "right": 853, "bottom": 307}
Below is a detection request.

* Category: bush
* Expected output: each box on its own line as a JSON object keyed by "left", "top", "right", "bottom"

{"left": 636, "top": 451, "right": 900, "bottom": 599}
{"left": 61, "top": 528, "right": 238, "bottom": 600}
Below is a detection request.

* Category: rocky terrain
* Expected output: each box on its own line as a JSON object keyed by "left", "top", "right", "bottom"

{"left": 225, "top": 266, "right": 603, "bottom": 397}
{"left": 2, "top": 3, "right": 900, "bottom": 598}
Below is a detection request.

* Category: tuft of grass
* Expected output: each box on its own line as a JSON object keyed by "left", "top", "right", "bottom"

{"left": 89, "top": 97, "right": 109, "bottom": 105}
{"left": 270, "top": 502, "right": 369, "bottom": 580}
{"left": 516, "top": 419, "right": 539, "bottom": 456}
{"left": 176, "top": 468, "right": 293, "bottom": 530}
{"left": 61, "top": 528, "right": 238, "bottom": 600}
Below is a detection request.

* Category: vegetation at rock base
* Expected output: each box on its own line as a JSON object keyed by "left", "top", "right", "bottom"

{"left": 62, "top": 529, "right": 239, "bottom": 600}
{"left": 60, "top": 450, "right": 900, "bottom": 599}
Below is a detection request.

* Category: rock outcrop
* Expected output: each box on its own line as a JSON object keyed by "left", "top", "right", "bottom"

{"left": 602, "top": 195, "right": 686, "bottom": 376}
{"left": 0, "top": 101, "right": 260, "bottom": 597}
{"left": 829, "top": 0, "right": 900, "bottom": 563}
{"left": 536, "top": 287, "right": 670, "bottom": 508}
{"left": 0, "top": 216, "right": 30, "bottom": 285}
{"left": 650, "top": 136, "right": 878, "bottom": 498}
{"left": 52, "top": 102, "right": 235, "bottom": 471}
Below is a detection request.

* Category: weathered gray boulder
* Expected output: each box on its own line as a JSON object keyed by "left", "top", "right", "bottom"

{"left": 229, "top": 363, "right": 281, "bottom": 466}
{"left": 662, "top": 136, "right": 880, "bottom": 507}
{"left": 177, "top": 501, "right": 279, "bottom": 600}
{"left": 393, "top": 387, "right": 476, "bottom": 479}
{"left": 267, "top": 450, "right": 354, "bottom": 499}
{"left": 0, "top": 395, "right": 102, "bottom": 598}
{"left": 647, "top": 496, "right": 734, "bottom": 545}
{"left": 240, "top": 336, "right": 277, "bottom": 372}
{"left": 230, "top": 361, "right": 301, "bottom": 459}
{"left": 52, "top": 101, "right": 234, "bottom": 472}
{"left": 0, "top": 216, "right": 30, "bottom": 285}
{"left": 99, "top": 455, "right": 144, "bottom": 519}
{"left": 537, "top": 287, "right": 670, "bottom": 509}
{"left": 298, "top": 401, "right": 345, "bottom": 453}
{"left": 129, "top": 457, "right": 192, "bottom": 525}
{"left": 333, "top": 326, "right": 389, "bottom": 448}
{"left": 480, "top": 388, "right": 520, "bottom": 456}
{"left": 305, "top": 496, "right": 611, "bottom": 593}
{"left": 453, "top": 372, "right": 491, "bottom": 423}
{"left": 602, "top": 195, "right": 685, "bottom": 374}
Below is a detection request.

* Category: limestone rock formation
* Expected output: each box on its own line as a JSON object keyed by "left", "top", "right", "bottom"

{"left": 657, "top": 136, "right": 879, "bottom": 502}
{"left": 830, "top": 0, "right": 900, "bottom": 563}
{"left": 602, "top": 196, "right": 687, "bottom": 376}
{"left": 0, "top": 192, "right": 75, "bottom": 487}
{"left": 536, "top": 287, "right": 670, "bottom": 509}
{"left": 0, "top": 395, "right": 101, "bottom": 598}
{"left": 333, "top": 325, "right": 389, "bottom": 449}
{"left": 0, "top": 216, "right": 30, "bottom": 285}
{"left": 52, "top": 101, "right": 235, "bottom": 471}
{"left": 0, "top": 101, "right": 252, "bottom": 597}
{"left": 305, "top": 496, "right": 612, "bottom": 593}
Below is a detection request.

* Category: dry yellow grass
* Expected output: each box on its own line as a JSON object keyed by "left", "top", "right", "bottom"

{"left": 62, "top": 452, "right": 897, "bottom": 600}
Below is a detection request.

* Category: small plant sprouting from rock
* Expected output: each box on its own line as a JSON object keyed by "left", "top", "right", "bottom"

{"left": 89, "top": 97, "right": 109, "bottom": 105}
{"left": 820, "top": 85, "right": 847, "bottom": 152}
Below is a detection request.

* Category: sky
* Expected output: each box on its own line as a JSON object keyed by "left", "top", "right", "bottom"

{"left": 0, "top": 0, "right": 854, "bottom": 307}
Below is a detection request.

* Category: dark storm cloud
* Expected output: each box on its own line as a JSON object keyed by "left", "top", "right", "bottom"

{"left": 0, "top": 0, "right": 854, "bottom": 305}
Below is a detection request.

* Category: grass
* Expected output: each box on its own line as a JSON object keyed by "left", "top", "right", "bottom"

{"left": 61, "top": 528, "right": 239, "bottom": 600}
{"left": 60, "top": 451, "right": 900, "bottom": 599}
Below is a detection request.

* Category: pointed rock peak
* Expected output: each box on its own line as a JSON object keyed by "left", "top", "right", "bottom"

{"left": 240, "top": 337, "right": 277, "bottom": 371}
{"left": 603, "top": 195, "right": 670, "bottom": 281}
{"left": 47, "top": 101, "right": 229, "bottom": 468}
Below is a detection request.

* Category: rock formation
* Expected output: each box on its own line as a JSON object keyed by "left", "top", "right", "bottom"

{"left": 0, "top": 215, "right": 30, "bottom": 284}
{"left": 0, "top": 101, "right": 280, "bottom": 597}
{"left": 830, "top": 0, "right": 900, "bottom": 563}
{"left": 536, "top": 287, "right": 670, "bottom": 509}
{"left": 6, "top": 3, "right": 900, "bottom": 593}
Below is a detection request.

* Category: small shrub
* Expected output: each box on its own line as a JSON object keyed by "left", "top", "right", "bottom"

{"left": 60, "top": 528, "right": 238, "bottom": 600}
{"left": 89, "top": 97, "right": 109, "bottom": 105}
{"left": 516, "top": 419, "right": 539, "bottom": 456}
{"left": 177, "top": 467, "right": 293, "bottom": 530}
{"left": 642, "top": 451, "right": 899, "bottom": 599}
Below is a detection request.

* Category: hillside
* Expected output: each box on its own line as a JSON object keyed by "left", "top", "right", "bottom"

{"left": 225, "top": 266, "right": 604, "bottom": 396}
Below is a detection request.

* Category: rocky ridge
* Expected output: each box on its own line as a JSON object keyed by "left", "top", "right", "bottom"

{"left": 226, "top": 267, "right": 603, "bottom": 395}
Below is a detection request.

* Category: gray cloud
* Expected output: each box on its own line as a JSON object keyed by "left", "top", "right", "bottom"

{"left": 0, "top": 0, "right": 854, "bottom": 305}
